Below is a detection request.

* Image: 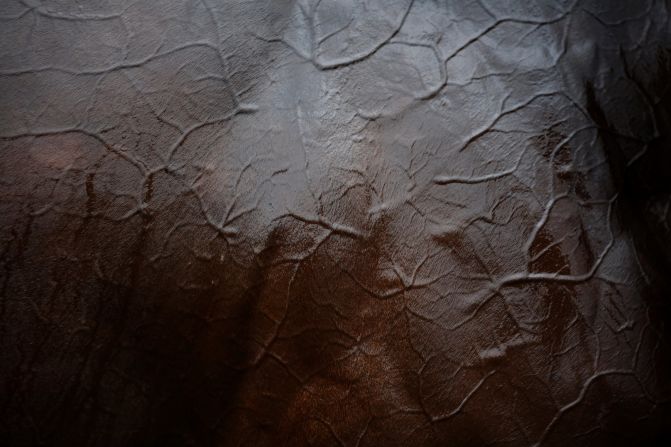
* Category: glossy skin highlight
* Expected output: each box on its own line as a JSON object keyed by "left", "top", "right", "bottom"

{"left": 1, "top": 1, "right": 670, "bottom": 445}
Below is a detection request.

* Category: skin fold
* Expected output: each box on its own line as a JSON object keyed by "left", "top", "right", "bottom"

{"left": 0, "top": 0, "right": 670, "bottom": 445}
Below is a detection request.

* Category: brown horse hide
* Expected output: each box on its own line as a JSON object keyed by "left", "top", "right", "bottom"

{"left": 1, "top": 0, "right": 670, "bottom": 445}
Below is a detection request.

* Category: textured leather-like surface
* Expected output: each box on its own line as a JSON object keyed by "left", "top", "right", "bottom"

{"left": 1, "top": 1, "right": 670, "bottom": 445}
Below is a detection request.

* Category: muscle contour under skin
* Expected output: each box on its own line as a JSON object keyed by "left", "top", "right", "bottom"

{"left": 0, "top": 1, "right": 670, "bottom": 446}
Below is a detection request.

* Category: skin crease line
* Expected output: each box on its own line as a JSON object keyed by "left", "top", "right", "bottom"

{"left": 0, "top": 0, "right": 670, "bottom": 446}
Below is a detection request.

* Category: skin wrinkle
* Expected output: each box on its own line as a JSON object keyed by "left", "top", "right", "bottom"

{"left": 0, "top": 0, "right": 670, "bottom": 446}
